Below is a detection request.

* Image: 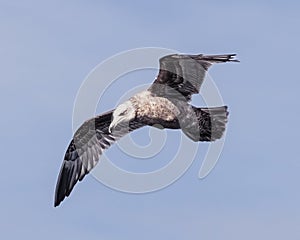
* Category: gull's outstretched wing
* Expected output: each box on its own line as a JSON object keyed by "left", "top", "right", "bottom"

{"left": 149, "top": 54, "right": 239, "bottom": 101}
{"left": 54, "top": 110, "right": 144, "bottom": 207}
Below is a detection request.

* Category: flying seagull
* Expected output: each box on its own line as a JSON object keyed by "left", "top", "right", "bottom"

{"left": 54, "top": 53, "right": 239, "bottom": 207}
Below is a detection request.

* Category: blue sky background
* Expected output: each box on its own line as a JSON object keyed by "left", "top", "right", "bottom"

{"left": 1, "top": 0, "right": 300, "bottom": 239}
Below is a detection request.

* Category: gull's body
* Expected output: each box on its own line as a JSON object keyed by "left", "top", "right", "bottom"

{"left": 54, "top": 53, "right": 239, "bottom": 207}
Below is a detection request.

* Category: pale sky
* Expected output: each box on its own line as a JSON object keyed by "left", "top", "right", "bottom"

{"left": 1, "top": 0, "right": 300, "bottom": 239}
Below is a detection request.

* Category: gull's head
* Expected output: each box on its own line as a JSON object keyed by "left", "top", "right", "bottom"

{"left": 108, "top": 100, "right": 136, "bottom": 133}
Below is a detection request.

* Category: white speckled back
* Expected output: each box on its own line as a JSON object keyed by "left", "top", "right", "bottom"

{"left": 130, "top": 90, "right": 179, "bottom": 121}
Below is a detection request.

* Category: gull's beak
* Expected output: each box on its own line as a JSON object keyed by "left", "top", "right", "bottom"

{"left": 108, "top": 117, "right": 123, "bottom": 133}
{"left": 108, "top": 125, "right": 113, "bottom": 134}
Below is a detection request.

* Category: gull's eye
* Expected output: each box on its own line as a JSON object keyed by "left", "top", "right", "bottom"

{"left": 119, "top": 110, "right": 127, "bottom": 116}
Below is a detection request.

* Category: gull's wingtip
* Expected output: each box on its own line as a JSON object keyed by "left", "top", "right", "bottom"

{"left": 229, "top": 54, "right": 240, "bottom": 62}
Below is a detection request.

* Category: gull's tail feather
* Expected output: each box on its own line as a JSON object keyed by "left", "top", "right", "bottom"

{"left": 183, "top": 106, "right": 229, "bottom": 142}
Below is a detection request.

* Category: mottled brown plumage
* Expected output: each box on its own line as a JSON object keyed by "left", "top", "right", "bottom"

{"left": 131, "top": 91, "right": 179, "bottom": 121}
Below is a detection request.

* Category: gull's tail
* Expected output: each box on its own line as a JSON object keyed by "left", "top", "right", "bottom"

{"left": 183, "top": 106, "right": 229, "bottom": 142}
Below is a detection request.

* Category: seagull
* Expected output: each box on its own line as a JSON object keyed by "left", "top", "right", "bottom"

{"left": 54, "top": 53, "right": 239, "bottom": 207}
